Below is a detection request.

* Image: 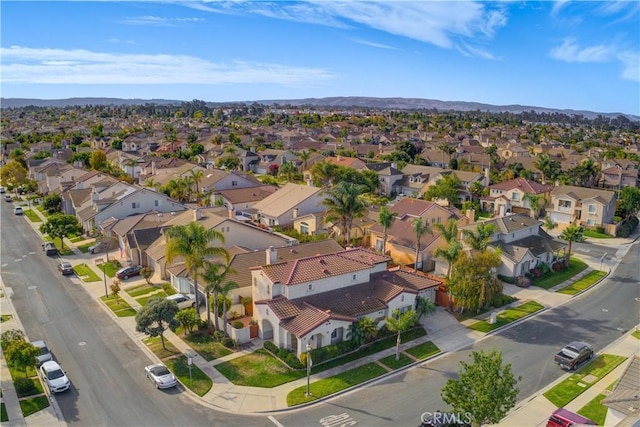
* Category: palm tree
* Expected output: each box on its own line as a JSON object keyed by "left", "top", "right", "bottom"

{"left": 279, "top": 161, "right": 298, "bottom": 182}
{"left": 189, "top": 169, "right": 205, "bottom": 195}
{"left": 534, "top": 154, "right": 551, "bottom": 183}
{"left": 559, "top": 223, "right": 585, "bottom": 267}
{"left": 412, "top": 217, "right": 431, "bottom": 272}
{"left": 323, "top": 181, "right": 368, "bottom": 246}
{"left": 298, "top": 150, "right": 311, "bottom": 171}
{"left": 543, "top": 216, "right": 558, "bottom": 231}
{"left": 201, "top": 261, "right": 233, "bottom": 330}
{"left": 431, "top": 218, "right": 461, "bottom": 278}
{"left": 165, "top": 223, "right": 228, "bottom": 315}
{"left": 385, "top": 309, "right": 418, "bottom": 360}
{"left": 220, "top": 280, "right": 240, "bottom": 332}
{"left": 377, "top": 206, "right": 396, "bottom": 254}
{"left": 523, "top": 193, "right": 547, "bottom": 219}
{"left": 437, "top": 141, "right": 455, "bottom": 167}
{"left": 462, "top": 222, "right": 496, "bottom": 253}
{"left": 144, "top": 178, "right": 160, "bottom": 189}
{"left": 347, "top": 317, "right": 377, "bottom": 348}
{"left": 310, "top": 161, "right": 338, "bottom": 189}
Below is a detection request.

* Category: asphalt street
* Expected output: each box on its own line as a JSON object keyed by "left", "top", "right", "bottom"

{"left": 1, "top": 201, "right": 270, "bottom": 427}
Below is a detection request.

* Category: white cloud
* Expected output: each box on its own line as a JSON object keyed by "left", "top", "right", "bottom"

{"left": 350, "top": 38, "right": 397, "bottom": 50}
{"left": 120, "top": 15, "right": 204, "bottom": 26}
{"left": 550, "top": 0, "right": 571, "bottom": 17}
{"left": 550, "top": 39, "right": 612, "bottom": 63}
{"left": 0, "top": 46, "right": 334, "bottom": 86}
{"left": 456, "top": 43, "right": 500, "bottom": 61}
{"left": 618, "top": 51, "right": 640, "bottom": 82}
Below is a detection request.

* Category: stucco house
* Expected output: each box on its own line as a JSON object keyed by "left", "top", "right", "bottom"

{"left": 547, "top": 185, "right": 617, "bottom": 233}
{"left": 251, "top": 183, "right": 326, "bottom": 228}
{"left": 601, "top": 355, "right": 639, "bottom": 426}
{"left": 481, "top": 178, "right": 553, "bottom": 218}
{"left": 252, "top": 248, "right": 443, "bottom": 355}
{"left": 459, "top": 214, "right": 567, "bottom": 280}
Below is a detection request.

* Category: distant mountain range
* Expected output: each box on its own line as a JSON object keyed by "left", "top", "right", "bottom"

{"left": 1, "top": 96, "right": 637, "bottom": 121}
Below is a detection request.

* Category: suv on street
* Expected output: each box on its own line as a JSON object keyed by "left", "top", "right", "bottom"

{"left": 39, "top": 360, "right": 71, "bottom": 393}
{"left": 116, "top": 265, "right": 142, "bottom": 280}
{"left": 31, "top": 340, "right": 53, "bottom": 366}
{"left": 42, "top": 242, "right": 58, "bottom": 256}
{"left": 58, "top": 262, "right": 74, "bottom": 275}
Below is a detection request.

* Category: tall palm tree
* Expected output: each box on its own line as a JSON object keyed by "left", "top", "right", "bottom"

{"left": 385, "top": 309, "right": 418, "bottom": 361}
{"left": 201, "top": 261, "right": 237, "bottom": 331}
{"left": 432, "top": 219, "right": 461, "bottom": 278}
{"left": 298, "top": 150, "right": 311, "bottom": 171}
{"left": 323, "top": 181, "right": 368, "bottom": 246}
{"left": 523, "top": 193, "right": 547, "bottom": 219}
{"left": 559, "top": 223, "right": 585, "bottom": 267}
{"left": 220, "top": 280, "right": 240, "bottom": 332}
{"left": 412, "top": 217, "right": 431, "bottom": 272}
{"left": 189, "top": 169, "right": 205, "bottom": 195}
{"left": 144, "top": 177, "right": 159, "bottom": 189}
{"left": 462, "top": 222, "right": 496, "bottom": 253}
{"left": 377, "top": 206, "right": 396, "bottom": 254}
{"left": 310, "top": 161, "right": 338, "bottom": 189}
{"left": 165, "top": 223, "right": 228, "bottom": 315}
{"left": 437, "top": 141, "right": 455, "bottom": 167}
{"left": 543, "top": 216, "right": 558, "bottom": 231}
{"left": 534, "top": 154, "right": 551, "bottom": 183}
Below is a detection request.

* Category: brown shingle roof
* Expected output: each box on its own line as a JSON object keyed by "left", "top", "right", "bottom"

{"left": 489, "top": 178, "right": 552, "bottom": 194}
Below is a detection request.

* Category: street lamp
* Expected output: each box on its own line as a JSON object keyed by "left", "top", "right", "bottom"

{"left": 185, "top": 350, "right": 196, "bottom": 386}
{"left": 305, "top": 343, "right": 312, "bottom": 397}
{"left": 102, "top": 257, "right": 109, "bottom": 298}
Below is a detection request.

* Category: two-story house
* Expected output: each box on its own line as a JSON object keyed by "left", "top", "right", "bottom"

{"left": 252, "top": 247, "right": 443, "bottom": 355}
{"left": 481, "top": 178, "right": 553, "bottom": 218}
{"left": 548, "top": 185, "right": 618, "bottom": 233}
{"left": 251, "top": 183, "right": 326, "bottom": 228}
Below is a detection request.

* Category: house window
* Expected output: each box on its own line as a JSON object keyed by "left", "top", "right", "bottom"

{"left": 308, "top": 283, "right": 313, "bottom": 291}
{"left": 587, "top": 219, "right": 596, "bottom": 226}
{"left": 331, "top": 329, "right": 338, "bottom": 339}
{"left": 588, "top": 204, "right": 596, "bottom": 214}
{"left": 352, "top": 274, "right": 356, "bottom": 280}
{"left": 512, "top": 193, "right": 520, "bottom": 201}
{"left": 268, "top": 218, "right": 276, "bottom": 226}
{"left": 154, "top": 200, "right": 159, "bottom": 207}
{"left": 300, "top": 222, "right": 309, "bottom": 235}
{"left": 232, "top": 181, "right": 238, "bottom": 186}
{"left": 559, "top": 200, "right": 571, "bottom": 208}
{"left": 132, "top": 202, "right": 139, "bottom": 209}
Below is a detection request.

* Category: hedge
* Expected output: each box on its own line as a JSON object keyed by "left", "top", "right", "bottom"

{"left": 263, "top": 341, "right": 305, "bottom": 369}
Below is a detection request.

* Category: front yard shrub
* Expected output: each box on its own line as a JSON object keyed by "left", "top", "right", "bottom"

{"left": 498, "top": 274, "right": 516, "bottom": 284}
{"left": 617, "top": 216, "right": 639, "bottom": 238}
{"left": 263, "top": 341, "right": 305, "bottom": 369}
{"left": 14, "top": 378, "right": 36, "bottom": 396}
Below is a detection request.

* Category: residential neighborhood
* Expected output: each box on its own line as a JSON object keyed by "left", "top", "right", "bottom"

{"left": 1, "top": 102, "right": 639, "bottom": 427}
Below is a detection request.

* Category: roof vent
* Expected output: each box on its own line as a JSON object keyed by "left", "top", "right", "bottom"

{"left": 319, "top": 259, "right": 326, "bottom": 265}
{"left": 521, "top": 222, "right": 525, "bottom": 226}
{"left": 323, "top": 269, "right": 330, "bottom": 274}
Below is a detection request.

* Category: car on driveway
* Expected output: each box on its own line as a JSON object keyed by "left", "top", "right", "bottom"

{"left": 58, "top": 262, "right": 74, "bottom": 275}
{"left": 31, "top": 340, "right": 53, "bottom": 366}
{"left": 145, "top": 363, "right": 177, "bottom": 389}
{"left": 42, "top": 242, "right": 58, "bottom": 256}
{"left": 166, "top": 293, "right": 199, "bottom": 310}
{"left": 39, "top": 360, "right": 71, "bottom": 393}
{"left": 88, "top": 241, "right": 107, "bottom": 254}
{"left": 115, "top": 265, "right": 142, "bottom": 280}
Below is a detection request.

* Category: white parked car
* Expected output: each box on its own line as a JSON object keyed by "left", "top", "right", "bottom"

{"left": 31, "top": 340, "right": 53, "bottom": 366}
{"left": 14, "top": 206, "right": 23, "bottom": 215}
{"left": 39, "top": 360, "right": 71, "bottom": 393}
{"left": 145, "top": 363, "right": 177, "bottom": 389}
{"left": 166, "top": 293, "right": 198, "bottom": 310}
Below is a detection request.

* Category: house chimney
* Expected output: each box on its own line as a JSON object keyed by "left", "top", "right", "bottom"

{"left": 151, "top": 161, "right": 157, "bottom": 175}
{"left": 266, "top": 246, "right": 277, "bottom": 265}
{"left": 336, "top": 155, "right": 342, "bottom": 162}
{"left": 228, "top": 208, "right": 235, "bottom": 219}
{"left": 194, "top": 208, "right": 202, "bottom": 221}
{"left": 466, "top": 208, "right": 475, "bottom": 223}
{"left": 293, "top": 207, "right": 299, "bottom": 219}
{"left": 91, "top": 190, "right": 99, "bottom": 202}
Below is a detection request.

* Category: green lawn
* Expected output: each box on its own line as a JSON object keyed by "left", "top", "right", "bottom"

{"left": 14, "top": 377, "right": 45, "bottom": 398}
{"left": 73, "top": 263, "right": 102, "bottom": 282}
{"left": 557, "top": 271, "right": 607, "bottom": 295}
{"left": 165, "top": 356, "right": 212, "bottom": 397}
{"left": 583, "top": 229, "right": 612, "bottom": 239}
{"left": 101, "top": 295, "right": 137, "bottom": 317}
{"left": 19, "top": 396, "right": 50, "bottom": 417}
{"left": 1, "top": 402, "right": 7, "bottom": 422}
{"left": 1, "top": 314, "right": 12, "bottom": 322}
{"left": 469, "top": 301, "right": 545, "bottom": 333}
{"left": 215, "top": 349, "right": 306, "bottom": 387}
{"left": 136, "top": 291, "right": 168, "bottom": 307}
{"left": 143, "top": 336, "right": 182, "bottom": 359}
{"left": 96, "top": 261, "right": 121, "bottom": 278}
{"left": 404, "top": 341, "right": 441, "bottom": 360}
{"left": 532, "top": 258, "right": 589, "bottom": 289}
{"left": 632, "top": 329, "right": 640, "bottom": 340}
{"left": 543, "top": 354, "right": 627, "bottom": 407}
{"left": 69, "top": 236, "right": 85, "bottom": 243}
{"left": 379, "top": 353, "right": 413, "bottom": 370}
{"left": 22, "top": 209, "right": 42, "bottom": 222}
{"left": 287, "top": 362, "right": 387, "bottom": 406}
{"left": 577, "top": 393, "right": 608, "bottom": 425}
{"left": 8, "top": 365, "right": 37, "bottom": 381}
{"left": 127, "top": 284, "right": 162, "bottom": 297}
{"left": 182, "top": 332, "right": 233, "bottom": 361}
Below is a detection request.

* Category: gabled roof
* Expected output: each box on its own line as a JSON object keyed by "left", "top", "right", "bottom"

{"left": 252, "top": 183, "right": 323, "bottom": 218}
{"left": 550, "top": 185, "right": 616, "bottom": 204}
{"left": 370, "top": 216, "right": 440, "bottom": 252}
{"left": 489, "top": 178, "right": 552, "bottom": 194}
{"left": 389, "top": 197, "right": 440, "bottom": 217}
{"left": 216, "top": 185, "right": 279, "bottom": 204}
{"left": 602, "top": 356, "right": 640, "bottom": 416}
{"left": 460, "top": 214, "right": 540, "bottom": 235}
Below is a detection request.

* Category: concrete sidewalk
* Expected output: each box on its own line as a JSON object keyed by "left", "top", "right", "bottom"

{"left": 2, "top": 203, "right": 638, "bottom": 424}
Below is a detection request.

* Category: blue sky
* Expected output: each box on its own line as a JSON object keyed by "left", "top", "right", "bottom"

{"left": 2, "top": 1, "right": 639, "bottom": 115}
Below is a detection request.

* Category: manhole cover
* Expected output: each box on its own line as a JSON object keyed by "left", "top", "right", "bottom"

{"left": 79, "top": 342, "right": 86, "bottom": 346}
{"left": 602, "top": 308, "right": 609, "bottom": 312}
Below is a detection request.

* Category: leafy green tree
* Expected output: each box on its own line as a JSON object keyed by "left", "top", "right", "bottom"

{"left": 618, "top": 186, "right": 640, "bottom": 219}
{"left": 165, "top": 223, "right": 228, "bottom": 314}
{"left": 448, "top": 249, "right": 502, "bottom": 313}
{"left": 462, "top": 222, "right": 496, "bottom": 253}
{"left": 216, "top": 156, "right": 240, "bottom": 171}
{"left": 1, "top": 160, "right": 28, "bottom": 187}
{"left": 523, "top": 193, "right": 547, "bottom": 219}
{"left": 5, "top": 340, "right": 40, "bottom": 377}
{"left": 559, "top": 223, "right": 585, "bottom": 267}
{"left": 437, "top": 141, "right": 456, "bottom": 166}
{"left": 201, "top": 261, "right": 236, "bottom": 331}
{"left": 432, "top": 219, "right": 461, "bottom": 278}
{"left": 278, "top": 161, "right": 298, "bottom": 182}
{"left": 323, "top": 181, "right": 368, "bottom": 245}
{"left": 415, "top": 296, "right": 437, "bottom": 320}
{"left": 297, "top": 150, "right": 311, "bottom": 170}
{"left": 39, "top": 213, "right": 83, "bottom": 250}
{"left": 175, "top": 308, "right": 200, "bottom": 334}
{"left": 89, "top": 149, "right": 108, "bottom": 171}
{"left": 347, "top": 317, "right": 377, "bottom": 347}
{"left": 1, "top": 329, "right": 26, "bottom": 347}
{"left": 385, "top": 309, "right": 418, "bottom": 360}
{"left": 377, "top": 206, "right": 396, "bottom": 254}
{"left": 543, "top": 216, "right": 558, "bottom": 231}
{"left": 441, "top": 349, "right": 519, "bottom": 427}
{"left": 135, "top": 297, "right": 180, "bottom": 351}
{"left": 310, "top": 161, "right": 338, "bottom": 188}
{"left": 140, "top": 267, "right": 154, "bottom": 285}
{"left": 43, "top": 194, "right": 62, "bottom": 213}
{"left": 424, "top": 173, "right": 462, "bottom": 207}
{"left": 412, "top": 217, "right": 431, "bottom": 272}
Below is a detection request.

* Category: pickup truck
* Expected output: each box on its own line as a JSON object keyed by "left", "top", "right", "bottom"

{"left": 554, "top": 341, "right": 593, "bottom": 370}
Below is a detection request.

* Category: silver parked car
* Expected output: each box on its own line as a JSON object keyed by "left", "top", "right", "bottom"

{"left": 31, "top": 340, "right": 53, "bottom": 366}
{"left": 166, "top": 293, "right": 199, "bottom": 310}
{"left": 40, "top": 360, "right": 71, "bottom": 393}
{"left": 145, "top": 363, "right": 177, "bottom": 389}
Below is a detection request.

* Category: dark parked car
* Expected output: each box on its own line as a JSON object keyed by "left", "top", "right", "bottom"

{"left": 42, "top": 242, "right": 58, "bottom": 256}
{"left": 116, "top": 265, "right": 142, "bottom": 280}
{"left": 554, "top": 341, "right": 594, "bottom": 371}
{"left": 58, "top": 262, "right": 74, "bottom": 275}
